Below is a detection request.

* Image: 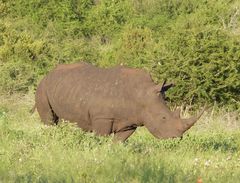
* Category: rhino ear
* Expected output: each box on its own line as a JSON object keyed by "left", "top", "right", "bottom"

{"left": 160, "top": 80, "right": 175, "bottom": 94}
{"left": 152, "top": 80, "right": 175, "bottom": 97}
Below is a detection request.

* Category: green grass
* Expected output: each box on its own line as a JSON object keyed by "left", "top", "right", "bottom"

{"left": 0, "top": 94, "right": 240, "bottom": 183}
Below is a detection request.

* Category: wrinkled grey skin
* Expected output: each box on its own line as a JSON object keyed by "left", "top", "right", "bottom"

{"left": 34, "top": 62, "right": 205, "bottom": 142}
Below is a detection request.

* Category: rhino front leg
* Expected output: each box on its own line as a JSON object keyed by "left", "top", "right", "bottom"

{"left": 92, "top": 118, "right": 113, "bottom": 136}
{"left": 114, "top": 129, "right": 136, "bottom": 142}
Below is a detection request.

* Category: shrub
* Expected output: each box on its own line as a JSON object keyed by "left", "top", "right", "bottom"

{"left": 151, "top": 24, "right": 240, "bottom": 108}
{"left": 100, "top": 26, "right": 155, "bottom": 68}
{"left": 0, "top": 0, "right": 239, "bottom": 108}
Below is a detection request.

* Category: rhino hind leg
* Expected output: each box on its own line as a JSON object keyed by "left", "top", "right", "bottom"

{"left": 36, "top": 81, "right": 58, "bottom": 125}
{"left": 36, "top": 96, "right": 58, "bottom": 125}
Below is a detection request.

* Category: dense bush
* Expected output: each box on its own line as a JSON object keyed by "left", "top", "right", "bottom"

{"left": 152, "top": 28, "right": 240, "bottom": 107}
{"left": 0, "top": 0, "right": 239, "bottom": 108}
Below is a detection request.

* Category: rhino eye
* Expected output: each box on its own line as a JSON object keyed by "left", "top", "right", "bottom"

{"left": 162, "top": 116, "right": 166, "bottom": 120}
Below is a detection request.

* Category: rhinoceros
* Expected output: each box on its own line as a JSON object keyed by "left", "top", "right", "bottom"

{"left": 34, "top": 62, "right": 205, "bottom": 142}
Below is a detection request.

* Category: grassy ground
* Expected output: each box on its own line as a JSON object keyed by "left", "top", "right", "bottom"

{"left": 0, "top": 94, "right": 240, "bottom": 183}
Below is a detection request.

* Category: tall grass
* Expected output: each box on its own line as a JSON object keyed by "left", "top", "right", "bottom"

{"left": 0, "top": 94, "right": 239, "bottom": 182}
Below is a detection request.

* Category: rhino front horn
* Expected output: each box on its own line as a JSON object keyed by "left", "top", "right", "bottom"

{"left": 181, "top": 105, "right": 207, "bottom": 131}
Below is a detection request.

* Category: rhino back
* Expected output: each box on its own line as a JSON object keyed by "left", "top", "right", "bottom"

{"left": 43, "top": 63, "right": 154, "bottom": 127}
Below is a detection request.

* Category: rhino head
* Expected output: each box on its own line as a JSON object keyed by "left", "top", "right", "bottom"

{"left": 142, "top": 81, "right": 206, "bottom": 139}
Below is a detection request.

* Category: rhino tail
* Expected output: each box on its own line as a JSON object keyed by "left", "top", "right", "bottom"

{"left": 29, "top": 104, "right": 36, "bottom": 114}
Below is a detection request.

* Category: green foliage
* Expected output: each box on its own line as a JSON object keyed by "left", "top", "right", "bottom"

{"left": 85, "top": 0, "right": 132, "bottom": 38}
{"left": 152, "top": 28, "right": 240, "bottom": 107}
{"left": 0, "top": 0, "right": 240, "bottom": 108}
{"left": 103, "top": 26, "right": 155, "bottom": 68}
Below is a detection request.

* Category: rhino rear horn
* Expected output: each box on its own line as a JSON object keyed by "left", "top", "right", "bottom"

{"left": 173, "top": 107, "right": 181, "bottom": 118}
